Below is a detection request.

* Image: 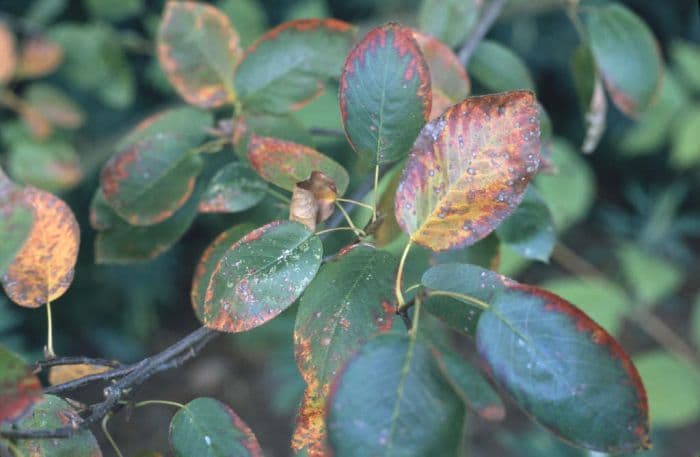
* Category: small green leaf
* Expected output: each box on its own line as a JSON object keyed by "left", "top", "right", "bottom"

{"left": 327, "top": 333, "right": 466, "bottom": 456}
{"left": 169, "top": 398, "right": 263, "bottom": 457}
{"left": 340, "top": 23, "right": 431, "bottom": 165}
{"left": 633, "top": 351, "right": 700, "bottom": 428}
{"left": 24, "top": 83, "right": 84, "bottom": 129}
{"left": 671, "top": 40, "right": 700, "bottom": 93}
{"left": 469, "top": 40, "right": 535, "bottom": 92}
{"left": 496, "top": 187, "right": 555, "bottom": 262}
{"left": 84, "top": 0, "right": 143, "bottom": 21}
{"left": 192, "top": 220, "right": 322, "bottom": 333}
{"left": 0, "top": 345, "right": 42, "bottom": 424}
{"left": 158, "top": 1, "right": 241, "bottom": 108}
{"left": 693, "top": 293, "right": 700, "bottom": 350}
{"left": 93, "top": 187, "right": 198, "bottom": 264}
{"left": 418, "top": 0, "right": 480, "bottom": 48}
{"left": 232, "top": 113, "right": 314, "bottom": 161}
{"left": 199, "top": 162, "right": 267, "bottom": 213}
{"left": 248, "top": 135, "right": 349, "bottom": 195}
{"left": 101, "top": 133, "right": 203, "bottom": 226}
{"left": 670, "top": 106, "right": 700, "bottom": 169}
{"left": 584, "top": 3, "right": 663, "bottom": 117}
{"left": 235, "top": 19, "right": 355, "bottom": 114}
{"left": 11, "top": 395, "right": 102, "bottom": 456}
{"left": 617, "top": 244, "right": 682, "bottom": 306}
{"left": 8, "top": 138, "right": 82, "bottom": 193}
{"left": 0, "top": 170, "right": 34, "bottom": 276}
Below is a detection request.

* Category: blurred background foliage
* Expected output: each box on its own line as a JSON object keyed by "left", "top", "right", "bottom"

{"left": 0, "top": 0, "right": 699, "bottom": 455}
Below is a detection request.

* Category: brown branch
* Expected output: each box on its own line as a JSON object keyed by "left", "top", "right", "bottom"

{"left": 1, "top": 326, "right": 219, "bottom": 440}
{"left": 457, "top": 0, "right": 508, "bottom": 67}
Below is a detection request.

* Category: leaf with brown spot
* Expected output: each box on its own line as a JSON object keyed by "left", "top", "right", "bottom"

{"left": 248, "top": 135, "right": 349, "bottom": 195}
{"left": 25, "top": 83, "right": 84, "bottom": 129}
{"left": 193, "top": 220, "right": 322, "bottom": 333}
{"left": 395, "top": 91, "right": 541, "bottom": 252}
{"left": 8, "top": 139, "right": 83, "bottom": 192}
{"left": 157, "top": 1, "right": 241, "bottom": 108}
{"left": 290, "top": 171, "right": 338, "bottom": 230}
{"left": 292, "top": 384, "right": 329, "bottom": 457}
{"left": 0, "top": 22, "right": 17, "bottom": 84}
{"left": 340, "top": 23, "right": 432, "bottom": 165}
{"left": 16, "top": 36, "right": 63, "bottom": 78}
{"left": 0, "top": 168, "right": 34, "bottom": 276}
{"left": 0, "top": 345, "right": 42, "bottom": 424}
{"left": 48, "top": 364, "right": 110, "bottom": 386}
{"left": 412, "top": 31, "right": 470, "bottom": 120}
{"left": 235, "top": 19, "right": 356, "bottom": 114}
{"left": 1, "top": 187, "right": 79, "bottom": 308}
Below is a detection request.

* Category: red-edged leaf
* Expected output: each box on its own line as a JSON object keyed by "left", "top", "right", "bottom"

{"left": 247, "top": 135, "right": 349, "bottom": 195}
{"left": 0, "top": 346, "right": 42, "bottom": 424}
{"left": 412, "top": 31, "right": 470, "bottom": 120}
{"left": 395, "top": 91, "right": 541, "bottom": 252}
{"left": 340, "top": 23, "right": 431, "bottom": 165}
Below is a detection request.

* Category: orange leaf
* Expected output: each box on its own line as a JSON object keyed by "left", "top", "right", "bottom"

{"left": 48, "top": 364, "right": 110, "bottom": 385}
{"left": 292, "top": 384, "right": 330, "bottom": 457}
{"left": 0, "top": 22, "right": 17, "bottom": 84}
{"left": 1, "top": 187, "right": 80, "bottom": 308}
{"left": 17, "top": 37, "right": 63, "bottom": 78}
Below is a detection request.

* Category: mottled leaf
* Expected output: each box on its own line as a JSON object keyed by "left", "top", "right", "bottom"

{"left": 101, "top": 133, "right": 203, "bottom": 226}
{"left": 495, "top": 186, "right": 555, "bottom": 262}
{"left": 2, "top": 187, "right": 79, "bottom": 308}
{"left": 0, "top": 345, "right": 41, "bottom": 424}
{"left": 0, "top": 22, "right": 17, "bottom": 84}
{"left": 235, "top": 19, "right": 355, "bottom": 113}
{"left": 93, "top": 187, "right": 198, "bottom": 264}
{"left": 412, "top": 31, "right": 470, "bottom": 120}
{"left": 289, "top": 171, "right": 337, "bottom": 230}
{"left": 199, "top": 162, "right": 267, "bottom": 214}
{"left": 8, "top": 139, "right": 83, "bottom": 192}
{"left": 418, "top": 0, "right": 480, "bottom": 48}
{"left": 470, "top": 40, "right": 535, "bottom": 92}
{"left": 169, "top": 398, "right": 263, "bottom": 457}
{"left": 158, "top": 1, "right": 241, "bottom": 108}
{"left": 12, "top": 395, "right": 102, "bottom": 456}
{"left": 0, "top": 170, "right": 33, "bottom": 276}
{"left": 48, "top": 364, "right": 110, "bottom": 385}
{"left": 248, "top": 135, "right": 349, "bottom": 194}
{"left": 395, "top": 91, "right": 541, "bottom": 252}
{"left": 340, "top": 23, "right": 431, "bottom": 165}
{"left": 192, "top": 220, "right": 322, "bottom": 333}
{"left": 25, "top": 83, "right": 84, "bottom": 129}
{"left": 293, "top": 384, "right": 328, "bottom": 457}
{"left": 327, "top": 333, "right": 466, "bottom": 456}
{"left": 584, "top": 4, "right": 663, "bottom": 117}
{"left": 16, "top": 36, "right": 63, "bottom": 78}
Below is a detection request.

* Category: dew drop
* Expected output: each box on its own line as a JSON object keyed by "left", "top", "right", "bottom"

{"left": 467, "top": 167, "right": 476, "bottom": 175}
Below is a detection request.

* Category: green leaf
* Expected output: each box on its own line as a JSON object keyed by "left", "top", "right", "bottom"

{"left": 584, "top": 3, "right": 663, "bottom": 117}
{"left": 169, "top": 397, "right": 263, "bottom": 457}
{"left": 217, "top": 0, "right": 267, "bottom": 48}
{"left": 395, "top": 91, "right": 540, "bottom": 251}
{"left": 670, "top": 106, "right": 700, "bottom": 169}
{"left": 235, "top": 19, "right": 356, "bottom": 114}
{"left": 671, "top": 40, "right": 700, "bottom": 93}
{"left": 617, "top": 244, "right": 682, "bottom": 305}
{"left": 8, "top": 139, "right": 82, "bottom": 193}
{"left": 84, "top": 0, "right": 143, "bottom": 21}
{"left": 92, "top": 187, "right": 199, "bottom": 264}
{"left": 158, "top": 1, "right": 241, "bottom": 108}
{"left": 434, "top": 346, "right": 505, "bottom": 421}
{"left": 118, "top": 106, "right": 213, "bottom": 150}
{"left": 418, "top": 0, "right": 480, "bottom": 48}
{"left": 11, "top": 395, "right": 102, "bottom": 456}
{"left": 327, "top": 333, "right": 466, "bottom": 456}
{"left": 101, "top": 133, "right": 203, "bottom": 226}
{"left": 199, "top": 162, "right": 268, "bottom": 213}
{"left": 538, "top": 277, "right": 630, "bottom": 336}
{"left": 496, "top": 187, "right": 555, "bottom": 262}
{"left": 231, "top": 113, "right": 314, "bottom": 161}
{"left": 693, "top": 293, "right": 700, "bottom": 350}
{"left": 535, "top": 138, "right": 595, "bottom": 231}
{"left": 633, "top": 351, "right": 700, "bottom": 428}
{"left": 340, "top": 23, "right": 431, "bottom": 165}
{"left": 192, "top": 220, "right": 322, "bottom": 333}
{"left": 24, "top": 83, "right": 84, "bottom": 129}
{"left": 0, "top": 345, "right": 41, "bottom": 423}
{"left": 469, "top": 40, "right": 535, "bottom": 92}
{"left": 248, "top": 136, "right": 349, "bottom": 194}
{"left": 570, "top": 45, "right": 607, "bottom": 154}
{"left": 0, "top": 170, "right": 34, "bottom": 276}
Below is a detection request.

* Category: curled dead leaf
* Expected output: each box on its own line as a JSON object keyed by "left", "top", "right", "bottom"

{"left": 289, "top": 171, "right": 338, "bottom": 231}
{"left": 48, "top": 364, "right": 110, "bottom": 386}
{"left": 17, "top": 37, "right": 63, "bottom": 78}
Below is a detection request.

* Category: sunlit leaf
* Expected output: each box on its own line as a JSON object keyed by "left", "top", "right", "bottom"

{"left": 8, "top": 139, "right": 83, "bottom": 192}
{"left": 16, "top": 36, "right": 63, "bottom": 78}
{"left": 0, "top": 22, "right": 17, "bottom": 84}
{"left": 199, "top": 162, "right": 268, "bottom": 214}
{"left": 412, "top": 31, "right": 470, "bottom": 120}
{"left": 418, "top": 0, "right": 480, "bottom": 48}
{"left": 169, "top": 398, "right": 263, "bottom": 457}
{"left": 584, "top": 4, "right": 663, "bottom": 118}
{"left": 496, "top": 186, "right": 555, "bottom": 262}
{"left": 340, "top": 23, "right": 431, "bottom": 165}
{"left": 248, "top": 135, "right": 349, "bottom": 195}
{"left": 11, "top": 395, "right": 102, "bottom": 456}
{"left": 0, "top": 169, "right": 34, "bottom": 276}
{"left": 327, "top": 333, "right": 466, "bottom": 456}
{"left": 470, "top": 40, "right": 534, "bottom": 92}
{"left": 0, "top": 345, "right": 42, "bottom": 424}
{"left": 235, "top": 18, "right": 355, "bottom": 114}
{"left": 395, "top": 91, "right": 541, "bottom": 252}
{"left": 25, "top": 83, "right": 84, "bottom": 129}
{"left": 158, "top": 1, "right": 241, "bottom": 108}
{"left": 192, "top": 220, "right": 322, "bottom": 333}
{"left": 2, "top": 187, "right": 79, "bottom": 308}
{"left": 48, "top": 363, "right": 110, "bottom": 385}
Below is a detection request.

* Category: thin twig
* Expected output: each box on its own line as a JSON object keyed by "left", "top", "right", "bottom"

{"left": 457, "top": 0, "right": 508, "bottom": 67}
{"left": 308, "top": 127, "right": 346, "bottom": 137}
{"left": 34, "top": 356, "right": 122, "bottom": 371}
